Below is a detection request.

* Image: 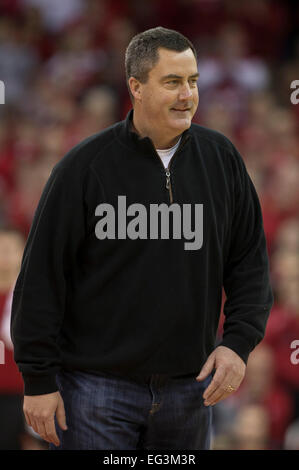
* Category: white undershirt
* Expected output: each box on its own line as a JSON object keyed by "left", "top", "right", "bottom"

{"left": 156, "top": 137, "right": 182, "bottom": 169}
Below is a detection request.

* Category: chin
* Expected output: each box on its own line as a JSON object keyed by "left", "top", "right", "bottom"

{"left": 168, "top": 117, "right": 191, "bottom": 132}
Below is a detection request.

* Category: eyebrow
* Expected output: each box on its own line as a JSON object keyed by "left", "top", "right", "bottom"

{"left": 161, "top": 73, "right": 200, "bottom": 81}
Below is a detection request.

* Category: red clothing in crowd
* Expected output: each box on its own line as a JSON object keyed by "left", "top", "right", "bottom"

{"left": 264, "top": 305, "right": 299, "bottom": 389}
{"left": 0, "top": 292, "right": 24, "bottom": 394}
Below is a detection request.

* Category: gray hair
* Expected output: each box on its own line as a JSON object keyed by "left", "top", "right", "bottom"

{"left": 125, "top": 26, "right": 197, "bottom": 103}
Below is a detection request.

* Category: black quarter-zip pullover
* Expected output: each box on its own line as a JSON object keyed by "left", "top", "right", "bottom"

{"left": 11, "top": 109, "right": 274, "bottom": 395}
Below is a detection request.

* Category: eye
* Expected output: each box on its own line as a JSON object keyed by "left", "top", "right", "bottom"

{"left": 167, "top": 80, "right": 178, "bottom": 85}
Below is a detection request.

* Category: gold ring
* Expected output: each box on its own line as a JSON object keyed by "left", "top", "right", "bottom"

{"left": 226, "top": 385, "right": 235, "bottom": 393}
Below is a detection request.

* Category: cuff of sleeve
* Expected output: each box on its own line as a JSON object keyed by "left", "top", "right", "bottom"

{"left": 218, "top": 334, "right": 253, "bottom": 366}
{"left": 22, "top": 374, "right": 59, "bottom": 396}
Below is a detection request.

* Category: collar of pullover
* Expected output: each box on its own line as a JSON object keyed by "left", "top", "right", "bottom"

{"left": 116, "top": 108, "right": 192, "bottom": 157}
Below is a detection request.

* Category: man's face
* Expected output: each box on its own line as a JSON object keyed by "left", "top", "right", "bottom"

{"left": 134, "top": 47, "right": 199, "bottom": 135}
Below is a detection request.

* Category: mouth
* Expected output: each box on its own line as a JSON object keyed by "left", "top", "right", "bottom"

{"left": 170, "top": 108, "right": 191, "bottom": 112}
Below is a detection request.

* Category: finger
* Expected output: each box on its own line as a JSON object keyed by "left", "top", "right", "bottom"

{"left": 203, "top": 365, "right": 226, "bottom": 401}
{"left": 56, "top": 395, "right": 68, "bottom": 431}
{"left": 44, "top": 418, "right": 60, "bottom": 446}
{"left": 35, "top": 419, "right": 49, "bottom": 443}
{"left": 205, "top": 387, "right": 229, "bottom": 406}
{"left": 207, "top": 382, "right": 237, "bottom": 406}
{"left": 30, "top": 417, "right": 41, "bottom": 437}
{"left": 24, "top": 411, "right": 33, "bottom": 428}
{"left": 196, "top": 355, "right": 215, "bottom": 381}
{"left": 205, "top": 372, "right": 238, "bottom": 406}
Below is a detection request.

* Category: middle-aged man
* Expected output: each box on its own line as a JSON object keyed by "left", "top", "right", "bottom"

{"left": 11, "top": 27, "right": 274, "bottom": 450}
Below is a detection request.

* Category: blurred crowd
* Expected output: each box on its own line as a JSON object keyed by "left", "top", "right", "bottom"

{"left": 0, "top": 0, "right": 298, "bottom": 450}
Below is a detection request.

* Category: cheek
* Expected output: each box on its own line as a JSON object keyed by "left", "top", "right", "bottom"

{"left": 142, "top": 87, "right": 177, "bottom": 113}
{"left": 143, "top": 90, "right": 161, "bottom": 110}
{"left": 151, "top": 87, "right": 176, "bottom": 105}
{"left": 193, "top": 89, "right": 199, "bottom": 104}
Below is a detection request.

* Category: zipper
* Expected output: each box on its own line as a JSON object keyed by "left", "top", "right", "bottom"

{"left": 154, "top": 134, "right": 190, "bottom": 204}
{"left": 165, "top": 167, "right": 173, "bottom": 204}
{"left": 154, "top": 152, "right": 174, "bottom": 204}
{"left": 130, "top": 119, "right": 191, "bottom": 204}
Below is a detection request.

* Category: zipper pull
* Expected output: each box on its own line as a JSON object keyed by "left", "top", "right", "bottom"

{"left": 165, "top": 169, "right": 171, "bottom": 189}
{"left": 165, "top": 168, "right": 173, "bottom": 203}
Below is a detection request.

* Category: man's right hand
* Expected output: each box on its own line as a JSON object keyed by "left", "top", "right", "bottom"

{"left": 23, "top": 391, "right": 67, "bottom": 446}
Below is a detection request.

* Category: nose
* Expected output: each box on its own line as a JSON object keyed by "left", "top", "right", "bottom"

{"left": 178, "top": 83, "right": 193, "bottom": 100}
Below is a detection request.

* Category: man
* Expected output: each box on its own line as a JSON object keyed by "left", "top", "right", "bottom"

{"left": 11, "top": 27, "right": 273, "bottom": 450}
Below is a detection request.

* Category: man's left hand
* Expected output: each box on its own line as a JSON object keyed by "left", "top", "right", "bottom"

{"left": 196, "top": 346, "right": 246, "bottom": 406}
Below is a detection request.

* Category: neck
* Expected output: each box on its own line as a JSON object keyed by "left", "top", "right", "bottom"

{"left": 131, "top": 111, "right": 182, "bottom": 149}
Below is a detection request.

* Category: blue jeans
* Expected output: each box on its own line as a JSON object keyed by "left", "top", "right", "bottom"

{"left": 49, "top": 369, "right": 212, "bottom": 450}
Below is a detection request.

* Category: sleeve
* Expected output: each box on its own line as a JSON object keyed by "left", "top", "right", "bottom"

{"left": 219, "top": 147, "right": 274, "bottom": 365}
{"left": 10, "top": 163, "right": 86, "bottom": 395}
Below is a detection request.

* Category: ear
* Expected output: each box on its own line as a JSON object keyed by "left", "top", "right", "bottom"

{"left": 128, "top": 77, "right": 142, "bottom": 102}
